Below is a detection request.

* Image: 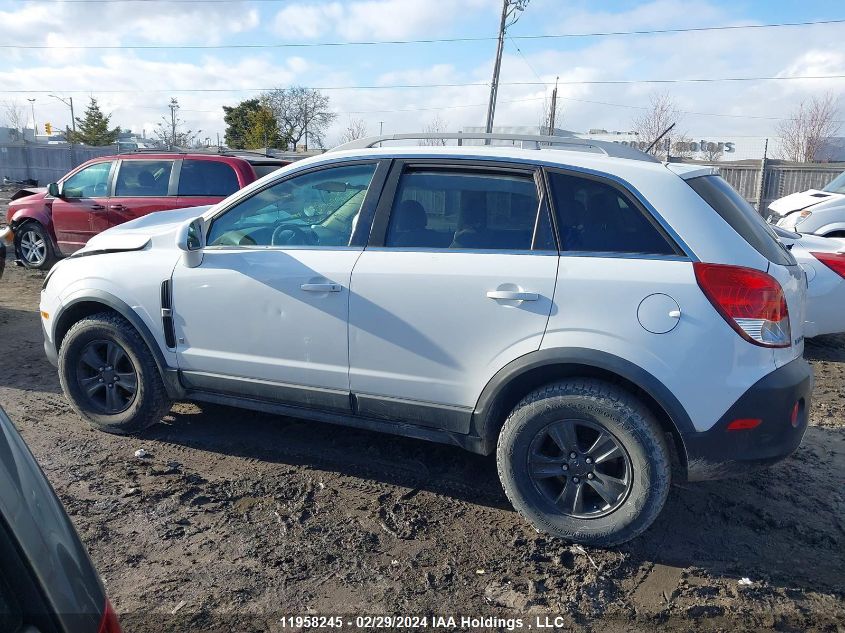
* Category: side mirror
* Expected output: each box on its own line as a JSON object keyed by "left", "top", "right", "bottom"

{"left": 177, "top": 217, "right": 205, "bottom": 268}
{"left": 177, "top": 217, "right": 205, "bottom": 252}
{"left": 47, "top": 182, "right": 62, "bottom": 198}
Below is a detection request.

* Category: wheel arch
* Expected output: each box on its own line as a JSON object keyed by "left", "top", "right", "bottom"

{"left": 52, "top": 292, "right": 182, "bottom": 397}
{"left": 9, "top": 215, "right": 62, "bottom": 257}
{"left": 471, "top": 348, "right": 692, "bottom": 470}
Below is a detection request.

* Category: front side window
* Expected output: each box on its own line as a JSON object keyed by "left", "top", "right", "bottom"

{"left": 207, "top": 163, "right": 377, "bottom": 248}
{"left": 114, "top": 160, "right": 173, "bottom": 197}
{"left": 385, "top": 169, "right": 543, "bottom": 250}
{"left": 62, "top": 161, "right": 113, "bottom": 198}
{"left": 548, "top": 172, "right": 677, "bottom": 255}
{"left": 178, "top": 160, "right": 240, "bottom": 197}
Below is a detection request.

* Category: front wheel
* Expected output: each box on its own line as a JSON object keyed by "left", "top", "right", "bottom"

{"left": 497, "top": 379, "right": 671, "bottom": 547}
{"left": 58, "top": 312, "right": 171, "bottom": 434}
{"left": 14, "top": 222, "right": 55, "bottom": 270}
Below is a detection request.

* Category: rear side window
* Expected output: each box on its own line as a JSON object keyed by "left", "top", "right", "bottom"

{"left": 178, "top": 160, "right": 240, "bottom": 196}
{"left": 115, "top": 160, "right": 173, "bottom": 197}
{"left": 385, "top": 169, "right": 548, "bottom": 250}
{"left": 687, "top": 175, "right": 795, "bottom": 266}
{"left": 252, "top": 163, "right": 286, "bottom": 178}
{"left": 548, "top": 172, "right": 677, "bottom": 255}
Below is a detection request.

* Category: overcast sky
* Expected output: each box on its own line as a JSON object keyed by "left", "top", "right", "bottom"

{"left": 0, "top": 0, "right": 843, "bottom": 146}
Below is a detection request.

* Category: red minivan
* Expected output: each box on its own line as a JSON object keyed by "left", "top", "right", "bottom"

{"left": 2, "top": 152, "right": 290, "bottom": 269}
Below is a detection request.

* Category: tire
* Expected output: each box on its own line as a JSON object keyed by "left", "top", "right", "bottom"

{"left": 14, "top": 222, "right": 55, "bottom": 270}
{"left": 58, "top": 312, "right": 171, "bottom": 435}
{"left": 496, "top": 379, "right": 671, "bottom": 547}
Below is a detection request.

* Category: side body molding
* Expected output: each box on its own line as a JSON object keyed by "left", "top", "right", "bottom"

{"left": 471, "top": 347, "right": 695, "bottom": 459}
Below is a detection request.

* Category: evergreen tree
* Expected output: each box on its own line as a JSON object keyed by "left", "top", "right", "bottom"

{"left": 223, "top": 99, "right": 261, "bottom": 149}
{"left": 68, "top": 97, "right": 120, "bottom": 146}
{"left": 244, "top": 105, "right": 284, "bottom": 149}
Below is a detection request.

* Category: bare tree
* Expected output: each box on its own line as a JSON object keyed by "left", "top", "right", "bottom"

{"left": 538, "top": 93, "right": 561, "bottom": 134}
{"left": 700, "top": 141, "right": 724, "bottom": 162}
{"left": 153, "top": 98, "right": 200, "bottom": 148}
{"left": 631, "top": 92, "right": 681, "bottom": 156}
{"left": 340, "top": 117, "right": 367, "bottom": 144}
{"left": 1, "top": 100, "right": 27, "bottom": 141}
{"left": 777, "top": 93, "right": 841, "bottom": 162}
{"left": 419, "top": 115, "right": 448, "bottom": 146}
{"left": 263, "top": 86, "right": 337, "bottom": 150}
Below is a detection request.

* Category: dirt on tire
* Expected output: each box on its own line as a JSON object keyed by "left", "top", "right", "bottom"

{"left": 1, "top": 243, "right": 843, "bottom": 632}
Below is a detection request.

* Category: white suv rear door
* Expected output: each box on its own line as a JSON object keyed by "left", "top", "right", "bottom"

{"left": 347, "top": 161, "right": 559, "bottom": 432}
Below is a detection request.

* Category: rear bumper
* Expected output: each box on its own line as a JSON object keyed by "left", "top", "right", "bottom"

{"left": 683, "top": 357, "right": 813, "bottom": 481}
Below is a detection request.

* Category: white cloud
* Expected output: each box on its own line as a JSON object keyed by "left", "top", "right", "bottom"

{"left": 272, "top": 0, "right": 495, "bottom": 40}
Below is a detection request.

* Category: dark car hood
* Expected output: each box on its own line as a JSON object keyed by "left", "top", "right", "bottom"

{"left": 0, "top": 408, "right": 105, "bottom": 628}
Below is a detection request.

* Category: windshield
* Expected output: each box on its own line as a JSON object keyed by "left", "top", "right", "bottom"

{"left": 822, "top": 171, "right": 845, "bottom": 194}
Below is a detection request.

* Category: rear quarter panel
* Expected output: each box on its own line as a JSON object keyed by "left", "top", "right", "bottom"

{"left": 542, "top": 257, "right": 776, "bottom": 433}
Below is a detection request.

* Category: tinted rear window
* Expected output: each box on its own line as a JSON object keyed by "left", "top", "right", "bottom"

{"left": 252, "top": 163, "right": 286, "bottom": 178}
{"left": 178, "top": 160, "right": 240, "bottom": 197}
{"left": 687, "top": 175, "right": 795, "bottom": 266}
{"left": 548, "top": 171, "right": 678, "bottom": 255}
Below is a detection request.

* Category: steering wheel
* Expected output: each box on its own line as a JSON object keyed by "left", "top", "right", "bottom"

{"left": 92, "top": 182, "right": 108, "bottom": 197}
{"left": 271, "top": 223, "right": 315, "bottom": 246}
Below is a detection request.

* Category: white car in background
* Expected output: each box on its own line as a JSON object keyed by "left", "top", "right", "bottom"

{"left": 770, "top": 171, "right": 845, "bottom": 237}
{"left": 772, "top": 225, "right": 845, "bottom": 338}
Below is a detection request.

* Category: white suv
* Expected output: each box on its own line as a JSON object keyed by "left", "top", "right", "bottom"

{"left": 39, "top": 133, "right": 812, "bottom": 546}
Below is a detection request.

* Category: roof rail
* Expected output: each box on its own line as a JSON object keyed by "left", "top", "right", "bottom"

{"left": 330, "top": 132, "right": 658, "bottom": 162}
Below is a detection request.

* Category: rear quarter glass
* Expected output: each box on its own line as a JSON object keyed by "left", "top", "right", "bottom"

{"left": 687, "top": 175, "right": 796, "bottom": 267}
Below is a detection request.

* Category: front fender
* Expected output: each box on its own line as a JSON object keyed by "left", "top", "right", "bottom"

{"left": 812, "top": 221, "right": 845, "bottom": 237}
{"left": 9, "top": 206, "right": 52, "bottom": 231}
{"left": 48, "top": 289, "right": 184, "bottom": 399}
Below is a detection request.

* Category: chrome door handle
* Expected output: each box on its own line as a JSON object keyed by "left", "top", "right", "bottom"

{"left": 90, "top": 204, "right": 106, "bottom": 211}
{"left": 300, "top": 283, "right": 342, "bottom": 292}
{"left": 109, "top": 204, "right": 126, "bottom": 211}
{"left": 486, "top": 290, "right": 539, "bottom": 301}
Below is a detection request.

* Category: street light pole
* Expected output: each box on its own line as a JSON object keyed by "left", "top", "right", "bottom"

{"left": 49, "top": 94, "right": 76, "bottom": 166}
{"left": 27, "top": 98, "right": 37, "bottom": 137}
{"left": 48, "top": 94, "right": 76, "bottom": 136}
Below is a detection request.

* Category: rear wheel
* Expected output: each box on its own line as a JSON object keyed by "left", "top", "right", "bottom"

{"left": 497, "top": 379, "right": 671, "bottom": 547}
{"left": 58, "top": 312, "right": 171, "bottom": 434}
{"left": 14, "top": 222, "right": 55, "bottom": 270}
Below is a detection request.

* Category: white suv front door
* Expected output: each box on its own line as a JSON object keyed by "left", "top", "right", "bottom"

{"left": 348, "top": 163, "right": 559, "bottom": 431}
{"left": 171, "top": 161, "right": 383, "bottom": 413}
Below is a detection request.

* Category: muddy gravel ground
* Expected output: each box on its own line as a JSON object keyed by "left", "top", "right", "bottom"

{"left": 1, "top": 234, "right": 844, "bottom": 631}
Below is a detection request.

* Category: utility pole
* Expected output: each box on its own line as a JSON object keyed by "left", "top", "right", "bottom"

{"left": 484, "top": 0, "right": 529, "bottom": 141}
{"left": 547, "top": 76, "right": 558, "bottom": 136}
{"left": 168, "top": 98, "right": 179, "bottom": 149}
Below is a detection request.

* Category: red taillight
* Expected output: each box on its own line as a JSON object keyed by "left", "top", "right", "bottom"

{"left": 791, "top": 401, "right": 801, "bottom": 428}
{"left": 98, "top": 599, "right": 122, "bottom": 633}
{"left": 810, "top": 251, "right": 845, "bottom": 278}
{"left": 693, "top": 262, "right": 791, "bottom": 348}
{"left": 727, "top": 418, "right": 762, "bottom": 431}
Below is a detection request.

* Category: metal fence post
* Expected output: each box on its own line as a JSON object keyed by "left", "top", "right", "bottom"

{"left": 755, "top": 138, "right": 768, "bottom": 214}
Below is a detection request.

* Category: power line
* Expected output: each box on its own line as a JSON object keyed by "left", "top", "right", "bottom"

{"left": 2, "top": 18, "right": 843, "bottom": 49}
{"left": 2, "top": 75, "right": 843, "bottom": 94}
